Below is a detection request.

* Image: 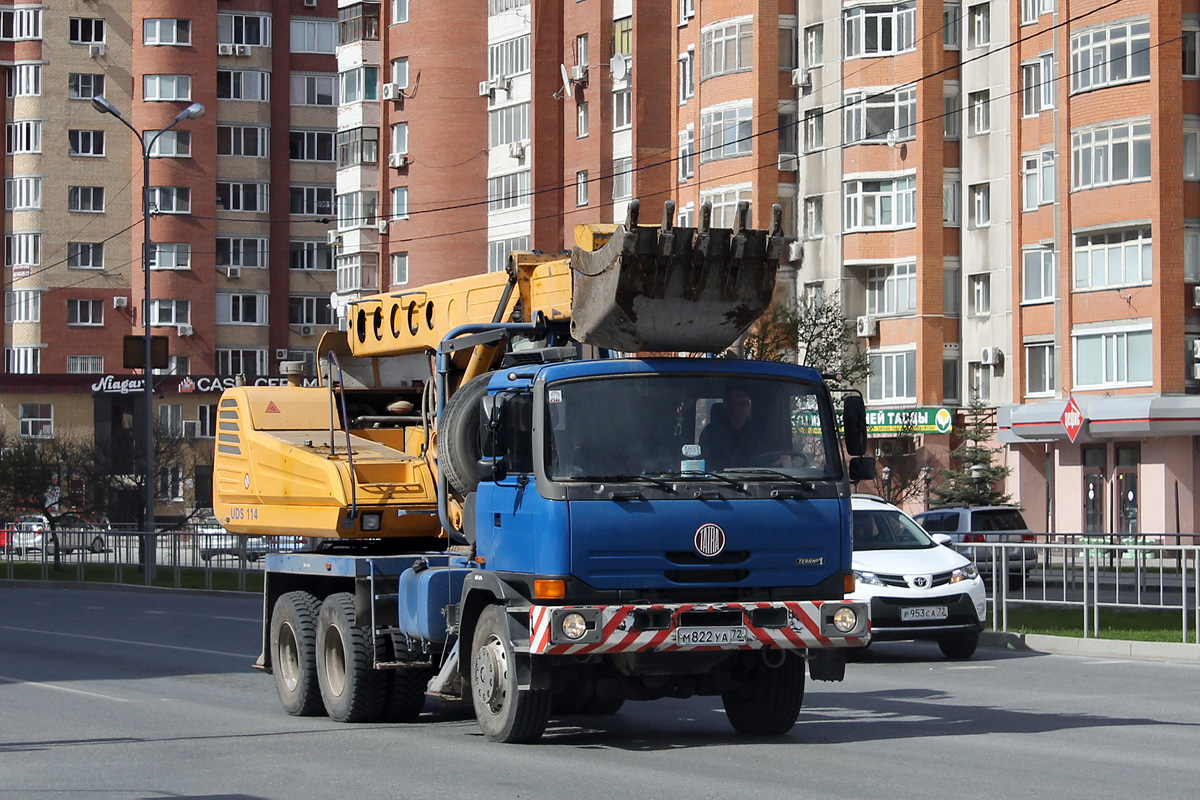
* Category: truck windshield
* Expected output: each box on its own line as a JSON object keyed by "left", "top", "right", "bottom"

{"left": 544, "top": 373, "right": 839, "bottom": 481}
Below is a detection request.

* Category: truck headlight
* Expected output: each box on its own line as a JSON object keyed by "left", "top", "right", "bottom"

{"left": 832, "top": 606, "right": 859, "bottom": 633}
{"left": 853, "top": 570, "right": 884, "bottom": 587}
{"left": 560, "top": 612, "right": 588, "bottom": 640}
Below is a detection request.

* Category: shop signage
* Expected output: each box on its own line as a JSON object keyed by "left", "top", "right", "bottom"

{"left": 1061, "top": 396, "right": 1084, "bottom": 443}
{"left": 865, "top": 407, "right": 954, "bottom": 435}
{"left": 89, "top": 375, "right": 319, "bottom": 395}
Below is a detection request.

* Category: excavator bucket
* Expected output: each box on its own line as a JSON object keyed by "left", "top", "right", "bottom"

{"left": 569, "top": 200, "right": 787, "bottom": 353}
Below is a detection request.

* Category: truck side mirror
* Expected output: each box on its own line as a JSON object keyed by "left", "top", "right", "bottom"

{"left": 477, "top": 456, "right": 508, "bottom": 483}
{"left": 842, "top": 394, "right": 868, "bottom": 456}
{"left": 479, "top": 394, "right": 506, "bottom": 458}
{"left": 848, "top": 456, "right": 876, "bottom": 483}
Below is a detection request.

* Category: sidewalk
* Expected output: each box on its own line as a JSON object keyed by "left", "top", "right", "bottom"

{"left": 981, "top": 630, "right": 1200, "bottom": 663}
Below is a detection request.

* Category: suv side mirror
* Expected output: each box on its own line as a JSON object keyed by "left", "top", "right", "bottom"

{"left": 932, "top": 533, "right": 953, "bottom": 547}
{"left": 842, "top": 394, "right": 868, "bottom": 456}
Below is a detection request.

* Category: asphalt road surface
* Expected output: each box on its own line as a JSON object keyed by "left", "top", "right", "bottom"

{"left": 1, "top": 585, "right": 1197, "bottom": 800}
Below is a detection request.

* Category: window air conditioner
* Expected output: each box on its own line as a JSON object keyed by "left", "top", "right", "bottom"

{"left": 217, "top": 43, "right": 234, "bottom": 56}
{"left": 791, "top": 68, "right": 811, "bottom": 89}
{"left": 508, "top": 140, "right": 527, "bottom": 159}
{"left": 387, "top": 152, "right": 409, "bottom": 168}
{"left": 182, "top": 420, "right": 201, "bottom": 439}
{"left": 235, "top": 44, "right": 252, "bottom": 57}
{"left": 777, "top": 153, "right": 799, "bottom": 171}
{"left": 478, "top": 80, "right": 496, "bottom": 99}
{"left": 326, "top": 230, "right": 341, "bottom": 245}
{"left": 225, "top": 266, "right": 241, "bottom": 280}
{"left": 113, "top": 296, "right": 129, "bottom": 308}
{"left": 177, "top": 323, "right": 194, "bottom": 337}
{"left": 787, "top": 240, "right": 804, "bottom": 264}
{"left": 275, "top": 348, "right": 289, "bottom": 360}
{"left": 981, "top": 346, "right": 1005, "bottom": 366}
{"left": 856, "top": 315, "right": 877, "bottom": 338}
{"left": 303, "top": 0, "right": 318, "bottom": 7}
{"left": 300, "top": 325, "right": 315, "bottom": 337}
{"left": 378, "top": 219, "right": 390, "bottom": 234}
{"left": 382, "top": 83, "right": 402, "bottom": 101}
{"left": 89, "top": 44, "right": 106, "bottom": 58}
{"left": 1193, "top": 286, "right": 1200, "bottom": 308}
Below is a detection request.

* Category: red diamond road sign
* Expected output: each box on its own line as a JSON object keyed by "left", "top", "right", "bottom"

{"left": 1061, "top": 397, "right": 1084, "bottom": 443}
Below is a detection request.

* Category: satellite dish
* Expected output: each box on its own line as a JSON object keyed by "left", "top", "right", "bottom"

{"left": 886, "top": 129, "right": 897, "bottom": 148}
{"left": 559, "top": 63, "right": 574, "bottom": 99}
{"left": 610, "top": 53, "right": 628, "bottom": 81}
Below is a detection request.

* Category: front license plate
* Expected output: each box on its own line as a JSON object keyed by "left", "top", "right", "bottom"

{"left": 675, "top": 626, "right": 748, "bottom": 646}
{"left": 900, "top": 606, "right": 948, "bottom": 622}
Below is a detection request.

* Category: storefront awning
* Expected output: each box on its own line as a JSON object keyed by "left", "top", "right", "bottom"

{"left": 1000, "top": 395, "right": 1200, "bottom": 443}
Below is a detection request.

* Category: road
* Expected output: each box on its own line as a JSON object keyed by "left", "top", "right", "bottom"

{"left": 1, "top": 585, "right": 1197, "bottom": 800}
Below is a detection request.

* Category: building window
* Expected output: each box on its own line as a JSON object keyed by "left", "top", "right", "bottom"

{"left": 804, "top": 196, "right": 824, "bottom": 239}
{"left": 334, "top": 252, "right": 379, "bottom": 293}
{"left": 340, "top": 66, "right": 379, "bottom": 104}
{"left": 148, "top": 243, "right": 191, "bottom": 270}
{"left": 69, "top": 18, "right": 105, "bottom": 44}
{"left": 867, "top": 350, "right": 917, "bottom": 403}
{"left": 576, "top": 170, "right": 589, "bottom": 206}
{"left": 68, "top": 186, "right": 105, "bottom": 213}
{"left": 392, "top": 122, "right": 408, "bottom": 154}
{"left": 1026, "top": 343, "right": 1055, "bottom": 396}
{"left": 158, "top": 405, "right": 184, "bottom": 438}
{"left": 5, "top": 176, "right": 41, "bottom": 211}
{"left": 944, "top": 4, "right": 961, "bottom": 49}
{"left": 5, "top": 233, "right": 41, "bottom": 268}
{"left": 803, "top": 109, "right": 823, "bottom": 152}
{"left": 217, "top": 70, "right": 270, "bottom": 101}
{"left": 1073, "top": 227, "right": 1152, "bottom": 290}
{"left": 779, "top": 109, "right": 798, "bottom": 155}
{"left": 699, "top": 103, "right": 753, "bottom": 163}
{"left": 487, "top": 171, "right": 531, "bottom": 212}
{"left": 944, "top": 260, "right": 961, "bottom": 315}
{"left": 843, "top": 4, "right": 916, "bottom": 59}
{"left": 149, "top": 187, "right": 190, "bottom": 214}
{"left": 218, "top": 13, "right": 271, "bottom": 46}
{"left": 290, "top": 185, "right": 335, "bottom": 216}
{"left": 290, "top": 240, "right": 334, "bottom": 271}
{"left": 68, "top": 73, "right": 104, "bottom": 100}
{"left": 216, "top": 293, "right": 268, "bottom": 325}
{"left": 805, "top": 24, "right": 824, "bottom": 66}
{"left": 290, "top": 74, "right": 338, "bottom": 106}
{"left": 149, "top": 299, "right": 190, "bottom": 326}
{"left": 576, "top": 102, "right": 589, "bottom": 138}
{"left": 969, "top": 363, "right": 993, "bottom": 403}
{"left": 967, "top": 3, "right": 990, "bottom": 48}
{"left": 613, "top": 89, "right": 632, "bottom": 131}
{"left": 146, "top": 130, "right": 191, "bottom": 157}
{"left": 489, "top": 34, "right": 531, "bottom": 80}
{"left": 391, "top": 58, "right": 409, "bottom": 88}
{"left": 335, "top": 191, "right": 378, "bottom": 228}
{"left": 677, "top": 203, "right": 695, "bottom": 228}
{"left": 487, "top": 236, "right": 530, "bottom": 273}
{"left": 612, "top": 157, "right": 632, "bottom": 200}
{"left": 216, "top": 238, "right": 267, "bottom": 269}
{"left": 18, "top": 403, "right": 52, "bottom": 437}
{"left": 216, "top": 349, "right": 268, "bottom": 378}
{"left": 291, "top": 19, "right": 335, "bottom": 54}
{"left": 337, "top": 3, "right": 379, "bottom": 46}
{"left": 1023, "top": 150, "right": 1056, "bottom": 209}
{"left": 67, "top": 299, "right": 103, "bottom": 326}
{"left": 66, "top": 356, "right": 104, "bottom": 374}
{"left": 969, "top": 183, "right": 990, "bottom": 228}
{"left": 68, "top": 130, "right": 105, "bottom": 157}
{"left": 0, "top": 9, "right": 42, "bottom": 41}
{"left": 844, "top": 175, "right": 916, "bottom": 231}
{"left": 290, "top": 130, "right": 333, "bottom": 161}
{"left": 612, "top": 16, "right": 632, "bottom": 57}
{"left": 216, "top": 182, "right": 269, "bottom": 213}
{"left": 391, "top": 252, "right": 409, "bottom": 285}
{"left": 1074, "top": 327, "right": 1153, "bottom": 388}
{"left": 779, "top": 22, "right": 798, "bottom": 71}
{"left": 943, "top": 177, "right": 961, "bottom": 226}
{"left": 335, "top": 126, "right": 380, "bottom": 167}
{"left": 679, "top": 51, "right": 694, "bottom": 103}
{"left": 944, "top": 84, "right": 961, "bottom": 139}
{"left": 68, "top": 242, "right": 103, "bottom": 269}
{"left": 700, "top": 185, "right": 753, "bottom": 228}
{"left": 6, "top": 120, "right": 42, "bottom": 154}
{"left": 943, "top": 357, "right": 961, "bottom": 405}
{"left": 219, "top": 125, "right": 270, "bottom": 157}
{"left": 1022, "top": 248, "right": 1055, "bottom": 302}
{"left": 844, "top": 89, "right": 915, "bottom": 144}
{"left": 1188, "top": 225, "right": 1200, "bottom": 282}
{"left": 680, "top": 0, "right": 696, "bottom": 23}
{"left": 6, "top": 289, "right": 40, "bottom": 322}
{"left": 144, "top": 74, "right": 191, "bottom": 101}
{"left": 866, "top": 262, "right": 917, "bottom": 315}
{"left": 390, "top": 187, "right": 409, "bottom": 219}
{"left": 1022, "top": 54, "right": 1055, "bottom": 116}
{"left": 968, "top": 90, "right": 990, "bottom": 135}
{"left": 678, "top": 126, "right": 694, "bottom": 181}
{"left": 969, "top": 274, "right": 991, "bottom": 316}
{"left": 1071, "top": 121, "right": 1152, "bottom": 190}
{"left": 1185, "top": 29, "right": 1199, "bottom": 77}
{"left": 144, "top": 18, "right": 191, "bottom": 46}
{"left": 288, "top": 295, "right": 334, "bottom": 326}
{"left": 1186, "top": 129, "right": 1200, "bottom": 179}
{"left": 7, "top": 64, "right": 40, "bottom": 96}
{"left": 489, "top": 103, "right": 530, "bottom": 147}
{"left": 700, "top": 17, "right": 753, "bottom": 78}
{"left": 1071, "top": 21, "right": 1150, "bottom": 93}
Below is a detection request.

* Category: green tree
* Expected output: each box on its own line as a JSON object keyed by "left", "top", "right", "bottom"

{"left": 869, "top": 419, "right": 941, "bottom": 508}
{"left": 929, "top": 397, "right": 1014, "bottom": 507}
{"left": 741, "top": 290, "right": 870, "bottom": 385}
{"left": 0, "top": 430, "right": 95, "bottom": 567}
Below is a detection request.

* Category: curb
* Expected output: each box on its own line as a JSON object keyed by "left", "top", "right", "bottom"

{"left": 981, "top": 630, "right": 1200, "bottom": 663}
{"left": 0, "top": 578, "right": 251, "bottom": 600}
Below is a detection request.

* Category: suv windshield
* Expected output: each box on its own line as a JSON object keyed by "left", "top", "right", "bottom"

{"left": 853, "top": 508, "right": 935, "bottom": 551}
{"left": 545, "top": 373, "right": 838, "bottom": 481}
{"left": 970, "top": 509, "right": 1028, "bottom": 531}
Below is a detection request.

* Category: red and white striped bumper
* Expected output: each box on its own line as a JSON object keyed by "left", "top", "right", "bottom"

{"left": 529, "top": 600, "right": 870, "bottom": 655}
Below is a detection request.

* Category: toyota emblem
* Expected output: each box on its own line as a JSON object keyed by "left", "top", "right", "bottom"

{"left": 913, "top": 576, "right": 929, "bottom": 588}
{"left": 694, "top": 523, "right": 726, "bottom": 558}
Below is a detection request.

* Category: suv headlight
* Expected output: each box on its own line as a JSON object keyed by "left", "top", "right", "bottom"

{"left": 950, "top": 563, "right": 979, "bottom": 583}
{"left": 853, "top": 570, "right": 884, "bottom": 587}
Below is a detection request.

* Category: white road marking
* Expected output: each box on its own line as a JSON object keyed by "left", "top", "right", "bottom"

{"left": 0, "top": 673, "right": 128, "bottom": 702}
{"left": 214, "top": 616, "right": 259, "bottom": 623}
{"left": 0, "top": 625, "right": 252, "bottom": 659}
{"left": 944, "top": 664, "right": 996, "bottom": 670}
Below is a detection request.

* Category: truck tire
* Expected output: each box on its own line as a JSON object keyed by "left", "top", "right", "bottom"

{"left": 471, "top": 605, "right": 550, "bottom": 743}
{"left": 270, "top": 591, "right": 324, "bottom": 717}
{"left": 315, "top": 592, "right": 387, "bottom": 723}
{"left": 938, "top": 631, "right": 979, "bottom": 660}
{"left": 381, "top": 667, "right": 434, "bottom": 722}
{"left": 440, "top": 373, "right": 492, "bottom": 497}
{"left": 722, "top": 653, "right": 805, "bottom": 736}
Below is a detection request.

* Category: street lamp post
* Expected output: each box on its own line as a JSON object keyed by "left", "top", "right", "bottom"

{"left": 91, "top": 96, "right": 204, "bottom": 551}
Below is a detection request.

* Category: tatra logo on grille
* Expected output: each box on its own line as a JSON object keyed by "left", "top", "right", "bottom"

{"left": 913, "top": 576, "right": 930, "bottom": 588}
{"left": 694, "top": 523, "right": 726, "bottom": 558}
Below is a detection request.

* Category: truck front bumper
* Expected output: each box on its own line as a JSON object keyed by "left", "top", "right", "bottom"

{"left": 529, "top": 600, "right": 870, "bottom": 655}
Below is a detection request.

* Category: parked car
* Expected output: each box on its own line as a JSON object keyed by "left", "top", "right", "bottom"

{"left": 4, "top": 515, "right": 49, "bottom": 557}
{"left": 913, "top": 506, "right": 1039, "bottom": 579}
{"left": 199, "top": 534, "right": 306, "bottom": 563}
{"left": 850, "top": 495, "right": 987, "bottom": 659}
{"left": 52, "top": 513, "right": 111, "bottom": 554}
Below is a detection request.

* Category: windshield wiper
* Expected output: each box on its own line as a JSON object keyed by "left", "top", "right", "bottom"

{"left": 722, "top": 468, "right": 816, "bottom": 490}
{"left": 645, "top": 470, "right": 748, "bottom": 493}
{"left": 568, "top": 474, "right": 678, "bottom": 492}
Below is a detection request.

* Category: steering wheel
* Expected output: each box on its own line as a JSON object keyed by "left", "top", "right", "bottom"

{"left": 750, "top": 450, "right": 809, "bottom": 468}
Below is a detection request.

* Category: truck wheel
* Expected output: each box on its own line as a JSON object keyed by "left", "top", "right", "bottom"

{"left": 722, "top": 653, "right": 805, "bottom": 736}
{"left": 316, "top": 592, "right": 386, "bottom": 722}
{"left": 440, "top": 373, "right": 492, "bottom": 496}
{"left": 471, "top": 605, "right": 550, "bottom": 743}
{"left": 270, "top": 591, "right": 324, "bottom": 717}
{"left": 939, "top": 631, "right": 979, "bottom": 660}
{"left": 382, "top": 667, "right": 434, "bottom": 722}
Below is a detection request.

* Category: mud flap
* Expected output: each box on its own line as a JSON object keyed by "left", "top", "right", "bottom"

{"left": 807, "top": 649, "right": 847, "bottom": 682}
{"left": 570, "top": 199, "right": 786, "bottom": 353}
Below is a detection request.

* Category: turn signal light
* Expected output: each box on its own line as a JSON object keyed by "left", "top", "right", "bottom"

{"left": 534, "top": 579, "right": 566, "bottom": 600}
{"left": 843, "top": 573, "right": 856, "bottom": 594}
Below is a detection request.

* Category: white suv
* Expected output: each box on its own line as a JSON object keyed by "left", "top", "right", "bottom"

{"left": 850, "top": 495, "right": 987, "bottom": 659}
